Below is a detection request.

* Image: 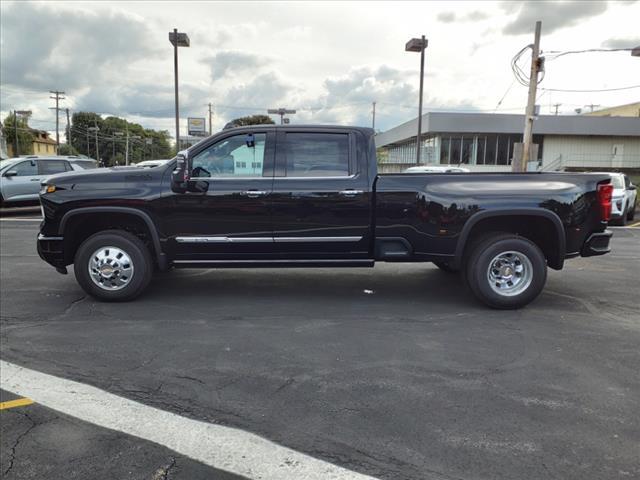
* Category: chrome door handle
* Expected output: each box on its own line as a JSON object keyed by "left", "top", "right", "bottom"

{"left": 241, "top": 190, "right": 267, "bottom": 198}
{"left": 339, "top": 189, "right": 363, "bottom": 196}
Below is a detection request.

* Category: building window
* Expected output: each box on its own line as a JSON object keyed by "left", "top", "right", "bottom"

{"left": 461, "top": 136, "right": 473, "bottom": 164}
{"left": 440, "top": 137, "right": 450, "bottom": 164}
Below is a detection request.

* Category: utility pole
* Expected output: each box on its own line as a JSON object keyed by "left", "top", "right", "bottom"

{"left": 12, "top": 110, "right": 31, "bottom": 156}
{"left": 553, "top": 103, "right": 561, "bottom": 115}
{"left": 372, "top": 101, "right": 376, "bottom": 130}
{"left": 125, "top": 123, "right": 129, "bottom": 165}
{"left": 585, "top": 103, "right": 600, "bottom": 113}
{"left": 88, "top": 123, "right": 100, "bottom": 162}
{"left": 208, "top": 102, "right": 213, "bottom": 135}
{"left": 515, "top": 21, "right": 542, "bottom": 172}
{"left": 65, "top": 108, "right": 71, "bottom": 146}
{"left": 49, "top": 90, "right": 65, "bottom": 154}
{"left": 114, "top": 131, "right": 124, "bottom": 165}
{"left": 13, "top": 110, "right": 18, "bottom": 157}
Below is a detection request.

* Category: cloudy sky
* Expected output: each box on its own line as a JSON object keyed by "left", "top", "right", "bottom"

{"left": 1, "top": 0, "right": 639, "bottom": 139}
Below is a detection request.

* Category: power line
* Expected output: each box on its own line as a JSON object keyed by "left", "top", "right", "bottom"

{"left": 540, "top": 84, "right": 640, "bottom": 93}
{"left": 494, "top": 79, "right": 517, "bottom": 111}
{"left": 544, "top": 48, "right": 634, "bottom": 60}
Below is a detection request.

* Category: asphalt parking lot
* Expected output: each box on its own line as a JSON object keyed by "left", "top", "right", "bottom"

{"left": 1, "top": 215, "right": 639, "bottom": 480}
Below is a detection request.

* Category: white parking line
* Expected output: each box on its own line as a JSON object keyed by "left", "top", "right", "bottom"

{"left": 0, "top": 217, "right": 43, "bottom": 221}
{"left": 0, "top": 360, "right": 378, "bottom": 480}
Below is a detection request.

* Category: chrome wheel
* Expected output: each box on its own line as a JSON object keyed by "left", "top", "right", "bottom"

{"left": 486, "top": 250, "right": 533, "bottom": 297}
{"left": 88, "top": 246, "right": 134, "bottom": 291}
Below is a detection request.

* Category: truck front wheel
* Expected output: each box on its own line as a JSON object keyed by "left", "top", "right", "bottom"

{"left": 465, "top": 234, "right": 547, "bottom": 309}
{"left": 74, "top": 230, "right": 153, "bottom": 301}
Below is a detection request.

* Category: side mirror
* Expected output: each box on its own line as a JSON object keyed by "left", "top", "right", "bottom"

{"left": 629, "top": 184, "right": 637, "bottom": 191}
{"left": 171, "top": 152, "right": 190, "bottom": 193}
{"left": 3, "top": 170, "right": 17, "bottom": 177}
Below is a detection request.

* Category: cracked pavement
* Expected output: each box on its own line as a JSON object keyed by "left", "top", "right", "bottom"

{"left": 1, "top": 219, "right": 639, "bottom": 479}
{"left": 0, "top": 389, "right": 244, "bottom": 480}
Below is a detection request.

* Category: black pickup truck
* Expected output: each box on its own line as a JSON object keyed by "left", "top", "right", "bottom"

{"left": 37, "top": 125, "right": 614, "bottom": 308}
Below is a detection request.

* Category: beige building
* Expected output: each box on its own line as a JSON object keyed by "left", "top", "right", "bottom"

{"left": 6, "top": 129, "right": 57, "bottom": 157}
{"left": 586, "top": 102, "right": 640, "bottom": 118}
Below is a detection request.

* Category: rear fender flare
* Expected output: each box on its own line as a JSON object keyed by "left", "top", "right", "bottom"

{"left": 453, "top": 208, "right": 566, "bottom": 269}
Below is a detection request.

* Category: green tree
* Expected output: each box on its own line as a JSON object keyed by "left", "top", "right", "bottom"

{"left": 226, "top": 115, "right": 275, "bottom": 128}
{"left": 70, "top": 112, "right": 173, "bottom": 166}
{"left": 3, "top": 114, "right": 34, "bottom": 156}
{"left": 70, "top": 112, "right": 103, "bottom": 159}
{"left": 57, "top": 143, "right": 79, "bottom": 156}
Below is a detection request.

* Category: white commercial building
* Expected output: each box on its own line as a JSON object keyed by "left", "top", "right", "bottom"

{"left": 375, "top": 112, "right": 640, "bottom": 173}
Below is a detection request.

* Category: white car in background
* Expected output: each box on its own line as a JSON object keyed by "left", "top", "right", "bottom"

{"left": 607, "top": 172, "right": 637, "bottom": 225}
{"left": 0, "top": 156, "right": 98, "bottom": 207}
{"left": 403, "top": 165, "right": 470, "bottom": 173}
{"left": 135, "top": 159, "right": 172, "bottom": 168}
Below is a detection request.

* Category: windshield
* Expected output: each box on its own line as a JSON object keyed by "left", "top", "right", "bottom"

{"left": 0, "top": 159, "right": 19, "bottom": 172}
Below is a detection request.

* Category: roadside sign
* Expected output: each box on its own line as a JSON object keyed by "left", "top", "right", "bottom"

{"left": 188, "top": 117, "right": 207, "bottom": 136}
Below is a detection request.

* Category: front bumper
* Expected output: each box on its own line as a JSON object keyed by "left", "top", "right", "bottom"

{"left": 37, "top": 233, "right": 67, "bottom": 272}
{"left": 581, "top": 229, "right": 612, "bottom": 257}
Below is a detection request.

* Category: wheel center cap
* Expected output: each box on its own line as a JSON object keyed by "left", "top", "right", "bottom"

{"left": 100, "top": 264, "right": 115, "bottom": 277}
{"left": 501, "top": 266, "right": 513, "bottom": 277}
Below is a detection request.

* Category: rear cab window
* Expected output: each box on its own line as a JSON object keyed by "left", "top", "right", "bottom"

{"left": 282, "top": 132, "right": 351, "bottom": 177}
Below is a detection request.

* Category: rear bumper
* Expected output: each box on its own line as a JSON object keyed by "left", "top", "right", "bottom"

{"left": 37, "top": 233, "right": 67, "bottom": 271}
{"left": 581, "top": 229, "right": 612, "bottom": 257}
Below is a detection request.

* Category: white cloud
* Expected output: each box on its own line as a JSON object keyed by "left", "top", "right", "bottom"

{"left": 1, "top": 0, "right": 639, "bottom": 137}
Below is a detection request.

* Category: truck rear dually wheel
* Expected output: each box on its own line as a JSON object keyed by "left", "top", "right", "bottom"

{"left": 465, "top": 233, "right": 546, "bottom": 309}
{"left": 74, "top": 230, "right": 153, "bottom": 301}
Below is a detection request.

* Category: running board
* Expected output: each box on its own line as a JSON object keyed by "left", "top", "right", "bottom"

{"left": 172, "top": 259, "right": 375, "bottom": 269}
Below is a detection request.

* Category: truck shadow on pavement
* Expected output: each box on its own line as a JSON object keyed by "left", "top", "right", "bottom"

{"left": 144, "top": 265, "right": 481, "bottom": 313}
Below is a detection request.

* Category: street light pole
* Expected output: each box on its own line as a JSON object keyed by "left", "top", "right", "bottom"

{"left": 406, "top": 35, "right": 428, "bottom": 164}
{"left": 173, "top": 28, "right": 179, "bottom": 152}
{"left": 169, "top": 28, "right": 190, "bottom": 154}
{"left": 267, "top": 108, "right": 296, "bottom": 125}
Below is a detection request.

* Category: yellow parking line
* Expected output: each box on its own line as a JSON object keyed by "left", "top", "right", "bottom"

{"left": 0, "top": 397, "right": 34, "bottom": 410}
{"left": 629, "top": 221, "right": 640, "bottom": 228}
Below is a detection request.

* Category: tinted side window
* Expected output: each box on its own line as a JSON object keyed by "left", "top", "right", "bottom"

{"left": 39, "top": 160, "right": 69, "bottom": 175}
{"left": 191, "top": 133, "right": 266, "bottom": 178}
{"left": 284, "top": 133, "right": 350, "bottom": 177}
{"left": 11, "top": 161, "right": 38, "bottom": 176}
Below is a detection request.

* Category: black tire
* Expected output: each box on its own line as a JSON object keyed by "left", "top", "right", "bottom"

{"left": 433, "top": 261, "right": 459, "bottom": 273}
{"left": 464, "top": 233, "right": 547, "bottom": 309}
{"left": 627, "top": 202, "right": 636, "bottom": 221}
{"left": 74, "top": 230, "right": 153, "bottom": 301}
{"left": 618, "top": 208, "right": 627, "bottom": 226}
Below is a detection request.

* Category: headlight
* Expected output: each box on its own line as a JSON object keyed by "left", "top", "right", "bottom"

{"left": 40, "top": 184, "right": 56, "bottom": 194}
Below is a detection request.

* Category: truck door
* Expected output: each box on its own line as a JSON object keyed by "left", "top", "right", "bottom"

{"left": 270, "top": 129, "right": 372, "bottom": 258}
{"left": 164, "top": 131, "right": 276, "bottom": 260}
